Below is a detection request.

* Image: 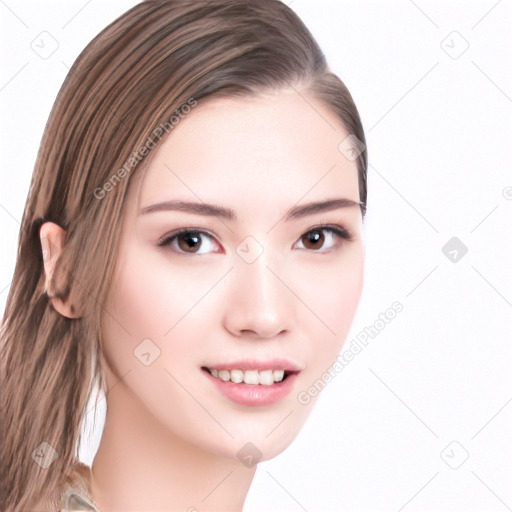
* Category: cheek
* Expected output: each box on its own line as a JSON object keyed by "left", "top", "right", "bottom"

{"left": 293, "top": 245, "right": 364, "bottom": 361}
{"left": 101, "top": 248, "right": 227, "bottom": 373}
{"left": 99, "top": 250, "right": 231, "bottom": 444}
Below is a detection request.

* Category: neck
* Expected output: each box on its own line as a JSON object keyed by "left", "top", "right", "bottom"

{"left": 89, "top": 378, "right": 256, "bottom": 512}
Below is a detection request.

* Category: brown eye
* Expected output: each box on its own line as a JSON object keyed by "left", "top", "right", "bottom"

{"left": 294, "top": 226, "right": 351, "bottom": 252}
{"left": 177, "top": 232, "right": 202, "bottom": 253}
{"left": 301, "top": 229, "right": 325, "bottom": 250}
{"left": 157, "top": 230, "right": 220, "bottom": 254}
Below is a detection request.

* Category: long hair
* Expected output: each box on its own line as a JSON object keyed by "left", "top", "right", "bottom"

{"left": 0, "top": 1, "right": 367, "bottom": 510}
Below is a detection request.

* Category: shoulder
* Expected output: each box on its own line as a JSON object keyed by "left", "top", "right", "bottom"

{"left": 59, "top": 462, "right": 99, "bottom": 512}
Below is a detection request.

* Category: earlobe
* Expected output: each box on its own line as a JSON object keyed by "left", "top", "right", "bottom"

{"left": 39, "top": 222, "right": 82, "bottom": 319}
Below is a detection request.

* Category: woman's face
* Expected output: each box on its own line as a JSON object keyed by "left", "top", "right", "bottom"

{"left": 101, "top": 88, "right": 365, "bottom": 462}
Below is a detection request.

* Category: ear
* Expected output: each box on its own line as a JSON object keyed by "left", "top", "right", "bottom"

{"left": 39, "top": 222, "right": 82, "bottom": 319}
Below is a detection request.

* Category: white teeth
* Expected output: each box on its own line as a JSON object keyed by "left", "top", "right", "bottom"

{"left": 208, "top": 368, "right": 288, "bottom": 385}
{"left": 259, "top": 370, "right": 274, "bottom": 386}
{"left": 230, "top": 369, "right": 244, "bottom": 383}
{"left": 218, "top": 370, "right": 231, "bottom": 382}
{"left": 272, "top": 369, "right": 284, "bottom": 382}
{"left": 243, "top": 370, "right": 259, "bottom": 385}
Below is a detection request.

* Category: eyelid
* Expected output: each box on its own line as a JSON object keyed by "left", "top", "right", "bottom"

{"left": 157, "top": 227, "right": 215, "bottom": 243}
{"left": 302, "top": 223, "right": 353, "bottom": 240}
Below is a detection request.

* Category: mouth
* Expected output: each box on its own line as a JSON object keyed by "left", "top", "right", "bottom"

{"left": 201, "top": 367, "right": 298, "bottom": 385}
{"left": 201, "top": 360, "right": 303, "bottom": 406}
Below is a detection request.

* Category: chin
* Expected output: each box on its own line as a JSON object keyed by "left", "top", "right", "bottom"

{"left": 194, "top": 410, "right": 313, "bottom": 465}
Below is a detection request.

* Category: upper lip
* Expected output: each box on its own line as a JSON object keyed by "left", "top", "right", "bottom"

{"left": 202, "top": 358, "right": 304, "bottom": 372}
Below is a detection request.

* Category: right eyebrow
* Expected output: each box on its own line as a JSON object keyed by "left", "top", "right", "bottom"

{"left": 139, "top": 200, "right": 235, "bottom": 220}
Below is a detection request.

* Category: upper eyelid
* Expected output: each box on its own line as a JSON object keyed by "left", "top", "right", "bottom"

{"left": 303, "top": 223, "right": 351, "bottom": 234}
{"left": 157, "top": 227, "right": 218, "bottom": 248}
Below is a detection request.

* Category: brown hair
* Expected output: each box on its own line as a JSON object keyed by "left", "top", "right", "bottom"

{"left": 0, "top": 0, "right": 367, "bottom": 510}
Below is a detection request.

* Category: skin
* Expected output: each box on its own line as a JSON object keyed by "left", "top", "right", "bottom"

{"left": 40, "top": 88, "right": 365, "bottom": 511}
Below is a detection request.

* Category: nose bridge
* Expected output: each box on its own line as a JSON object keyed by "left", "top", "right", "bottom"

{"left": 224, "top": 243, "right": 294, "bottom": 338}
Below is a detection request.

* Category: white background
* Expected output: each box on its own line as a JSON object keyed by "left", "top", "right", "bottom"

{"left": 1, "top": 1, "right": 511, "bottom": 511}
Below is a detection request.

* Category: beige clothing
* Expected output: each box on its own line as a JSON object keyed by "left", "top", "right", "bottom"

{"left": 59, "top": 462, "right": 99, "bottom": 512}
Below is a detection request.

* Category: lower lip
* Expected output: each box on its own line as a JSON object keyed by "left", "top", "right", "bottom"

{"left": 203, "top": 369, "right": 299, "bottom": 406}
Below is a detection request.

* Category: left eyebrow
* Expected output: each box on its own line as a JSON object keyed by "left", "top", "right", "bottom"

{"left": 139, "top": 197, "right": 363, "bottom": 220}
{"left": 284, "top": 198, "right": 363, "bottom": 220}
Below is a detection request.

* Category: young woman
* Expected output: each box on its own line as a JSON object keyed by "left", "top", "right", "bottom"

{"left": 0, "top": 1, "right": 368, "bottom": 510}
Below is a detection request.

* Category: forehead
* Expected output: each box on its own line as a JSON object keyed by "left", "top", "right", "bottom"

{"left": 131, "top": 89, "right": 360, "bottom": 219}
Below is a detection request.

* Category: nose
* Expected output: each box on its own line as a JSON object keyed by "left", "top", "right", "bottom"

{"left": 222, "top": 251, "right": 295, "bottom": 340}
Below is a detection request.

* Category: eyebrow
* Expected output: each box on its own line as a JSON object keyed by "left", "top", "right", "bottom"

{"left": 139, "top": 197, "right": 363, "bottom": 221}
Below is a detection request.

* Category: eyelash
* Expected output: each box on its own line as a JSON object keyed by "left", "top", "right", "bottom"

{"left": 156, "top": 224, "right": 353, "bottom": 255}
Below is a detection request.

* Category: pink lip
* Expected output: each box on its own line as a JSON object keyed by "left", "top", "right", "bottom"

{"left": 201, "top": 358, "right": 303, "bottom": 407}
{"left": 204, "top": 358, "right": 304, "bottom": 372}
{"left": 203, "top": 369, "right": 300, "bottom": 406}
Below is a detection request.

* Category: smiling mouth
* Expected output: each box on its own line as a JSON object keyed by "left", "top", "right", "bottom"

{"left": 201, "top": 367, "right": 296, "bottom": 385}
